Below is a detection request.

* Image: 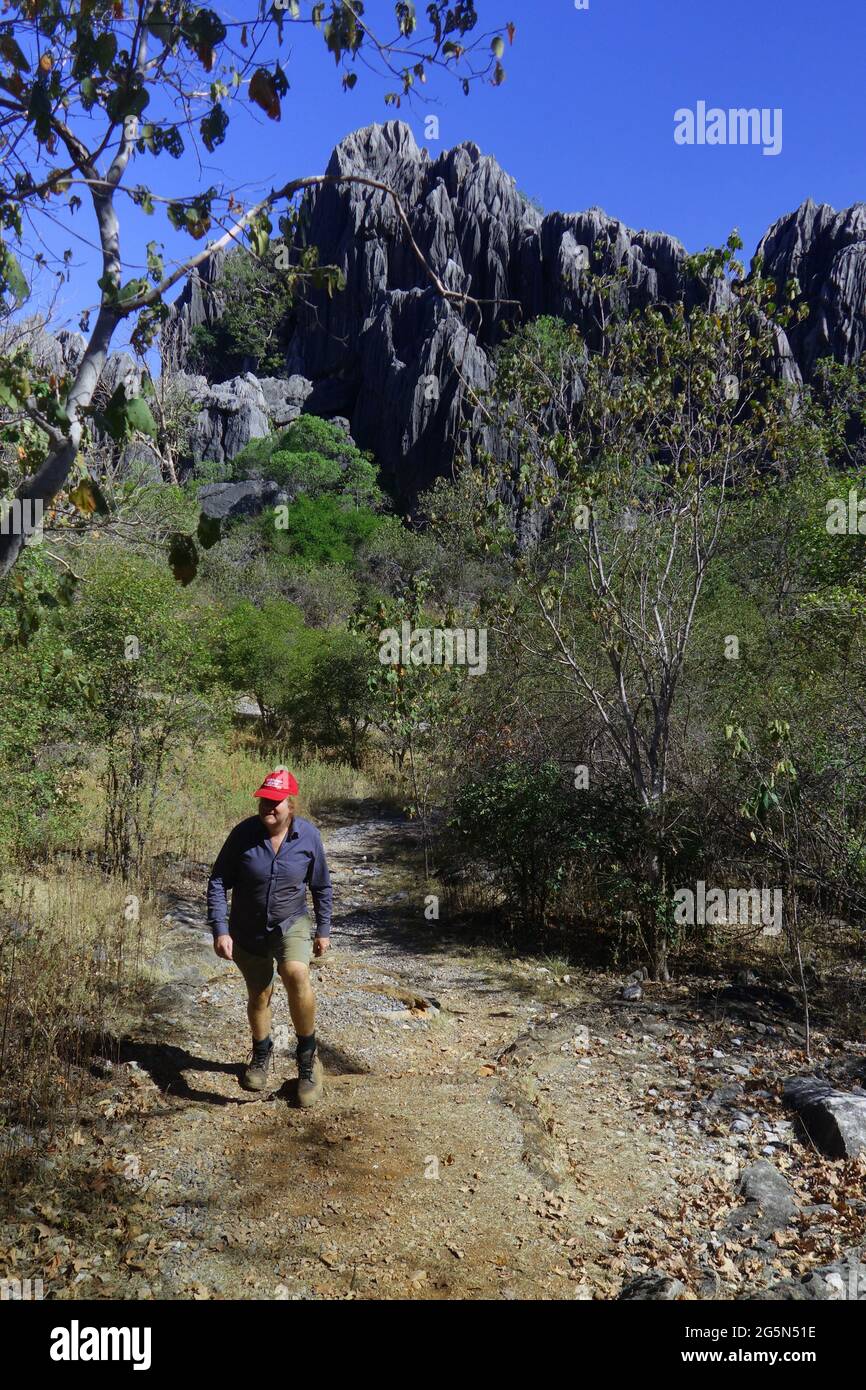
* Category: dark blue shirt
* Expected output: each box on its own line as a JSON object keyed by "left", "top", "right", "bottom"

{"left": 206, "top": 814, "right": 333, "bottom": 948}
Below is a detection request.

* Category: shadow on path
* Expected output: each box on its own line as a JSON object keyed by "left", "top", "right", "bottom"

{"left": 106, "top": 1035, "right": 373, "bottom": 1108}
{"left": 113, "top": 1040, "right": 249, "bottom": 1106}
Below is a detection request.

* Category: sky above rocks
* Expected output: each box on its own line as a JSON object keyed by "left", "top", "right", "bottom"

{"left": 33, "top": 0, "right": 866, "bottom": 343}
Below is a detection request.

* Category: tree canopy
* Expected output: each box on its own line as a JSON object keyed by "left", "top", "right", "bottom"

{"left": 0, "top": 1, "right": 512, "bottom": 581}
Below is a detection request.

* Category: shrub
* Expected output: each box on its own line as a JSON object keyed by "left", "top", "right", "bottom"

{"left": 63, "top": 547, "right": 228, "bottom": 876}
{"left": 234, "top": 416, "right": 383, "bottom": 508}
{"left": 216, "top": 598, "right": 306, "bottom": 733}
{"left": 186, "top": 247, "right": 295, "bottom": 380}
{"left": 447, "top": 760, "right": 581, "bottom": 926}
{"left": 285, "top": 626, "right": 375, "bottom": 768}
{"left": 192, "top": 457, "right": 234, "bottom": 485}
{"left": 267, "top": 495, "right": 384, "bottom": 568}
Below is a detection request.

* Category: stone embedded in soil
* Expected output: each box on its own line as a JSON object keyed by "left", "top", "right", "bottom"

{"left": 618, "top": 1272, "right": 685, "bottom": 1300}
{"left": 728, "top": 1159, "right": 799, "bottom": 1237}
{"left": 743, "top": 1251, "right": 866, "bottom": 1301}
{"left": 705, "top": 1083, "right": 745, "bottom": 1111}
{"left": 784, "top": 1076, "right": 866, "bottom": 1159}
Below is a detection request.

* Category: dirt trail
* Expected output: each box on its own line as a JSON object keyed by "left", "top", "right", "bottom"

{"left": 40, "top": 808, "right": 719, "bottom": 1302}
{"left": 7, "top": 809, "right": 864, "bottom": 1301}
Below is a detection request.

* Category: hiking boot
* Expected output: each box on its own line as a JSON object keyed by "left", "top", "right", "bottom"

{"left": 297, "top": 1047, "right": 323, "bottom": 1107}
{"left": 241, "top": 1041, "right": 274, "bottom": 1092}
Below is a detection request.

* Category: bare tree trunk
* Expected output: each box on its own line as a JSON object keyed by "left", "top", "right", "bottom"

{"left": 0, "top": 252, "right": 120, "bottom": 579}
{"left": 786, "top": 885, "right": 812, "bottom": 1061}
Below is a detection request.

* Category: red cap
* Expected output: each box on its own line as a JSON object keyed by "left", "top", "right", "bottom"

{"left": 253, "top": 768, "right": 299, "bottom": 801}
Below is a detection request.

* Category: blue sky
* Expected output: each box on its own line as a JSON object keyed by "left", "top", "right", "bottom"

{"left": 32, "top": 0, "right": 866, "bottom": 348}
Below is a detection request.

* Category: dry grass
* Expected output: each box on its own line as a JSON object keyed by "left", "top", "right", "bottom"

{"left": 68, "top": 732, "right": 399, "bottom": 872}
{"left": 0, "top": 733, "right": 401, "bottom": 1179}
{"left": 0, "top": 865, "right": 162, "bottom": 1175}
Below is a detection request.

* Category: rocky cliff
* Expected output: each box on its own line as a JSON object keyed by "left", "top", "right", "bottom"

{"left": 55, "top": 120, "right": 866, "bottom": 504}
{"left": 755, "top": 198, "right": 866, "bottom": 374}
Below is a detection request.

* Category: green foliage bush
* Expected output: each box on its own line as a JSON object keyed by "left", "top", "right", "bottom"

{"left": 447, "top": 760, "right": 670, "bottom": 933}
{"left": 217, "top": 597, "right": 305, "bottom": 730}
{"left": 217, "top": 598, "right": 375, "bottom": 764}
{"left": 286, "top": 625, "right": 375, "bottom": 767}
{"left": 267, "top": 494, "right": 384, "bottom": 568}
{"left": 192, "top": 458, "right": 234, "bottom": 486}
{"left": 234, "top": 415, "right": 383, "bottom": 508}
{"left": 63, "top": 547, "right": 229, "bottom": 874}
{"left": 186, "top": 248, "right": 296, "bottom": 380}
{"left": 0, "top": 619, "right": 85, "bottom": 863}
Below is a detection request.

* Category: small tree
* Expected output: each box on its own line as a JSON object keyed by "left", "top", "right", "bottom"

{"left": 478, "top": 240, "right": 807, "bottom": 978}
{"left": 233, "top": 417, "right": 383, "bottom": 508}
{"left": 287, "top": 625, "right": 374, "bottom": 768}
{"left": 186, "top": 245, "right": 297, "bottom": 379}
{"left": 0, "top": 555, "right": 86, "bottom": 863}
{"left": 217, "top": 597, "right": 305, "bottom": 736}
{"left": 356, "top": 574, "right": 474, "bottom": 874}
{"left": 66, "top": 547, "right": 226, "bottom": 877}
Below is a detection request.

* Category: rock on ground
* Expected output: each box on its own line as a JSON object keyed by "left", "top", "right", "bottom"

{"left": 784, "top": 1076, "right": 866, "bottom": 1159}
{"left": 727, "top": 1159, "right": 799, "bottom": 1236}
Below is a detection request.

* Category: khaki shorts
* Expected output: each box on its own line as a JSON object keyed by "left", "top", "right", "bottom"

{"left": 231, "top": 915, "right": 314, "bottom": 994}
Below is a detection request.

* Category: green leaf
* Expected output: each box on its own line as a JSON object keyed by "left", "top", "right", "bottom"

{"left": 146, "top": 3, "right": 175, "bottom": 46}
{"left": 94, "top": 31, "right": 117, "bottom": 74}
{"left": 99, "top": 383, "right": 157, "bottom": 441}
{"left": 145, "top": 240, "right": 164, "bottom": 282}
{"left": 107, "top": 79, "right": 150, "bottom": 123}
{"left": 117, "top": 276, "right": 149, "bottom": 304}
{"left": 167, "top": 195, "right": 212, "bottom": 239}
{"left": 79, "top": 76, "right": 97, "bottom": 108}
{"left": 0, "top": 378, "right": 22, "bottom": 410}
{"left": 491, "top": 35, "right": 505, "bottom": 58}
{"left": 124, "top": 395, "right": 157, "bottom": 437}
{"left": 69, "top": 478, "right": 109, "bottom": 516}
{"left": 0, "top": 240, "right": 29, "bottom": 306}
{"left": 42, "top": 397, "right": 71, "bottom": 429}
{"left": 246, "top": 213, "right": 272, "bottom": 259}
